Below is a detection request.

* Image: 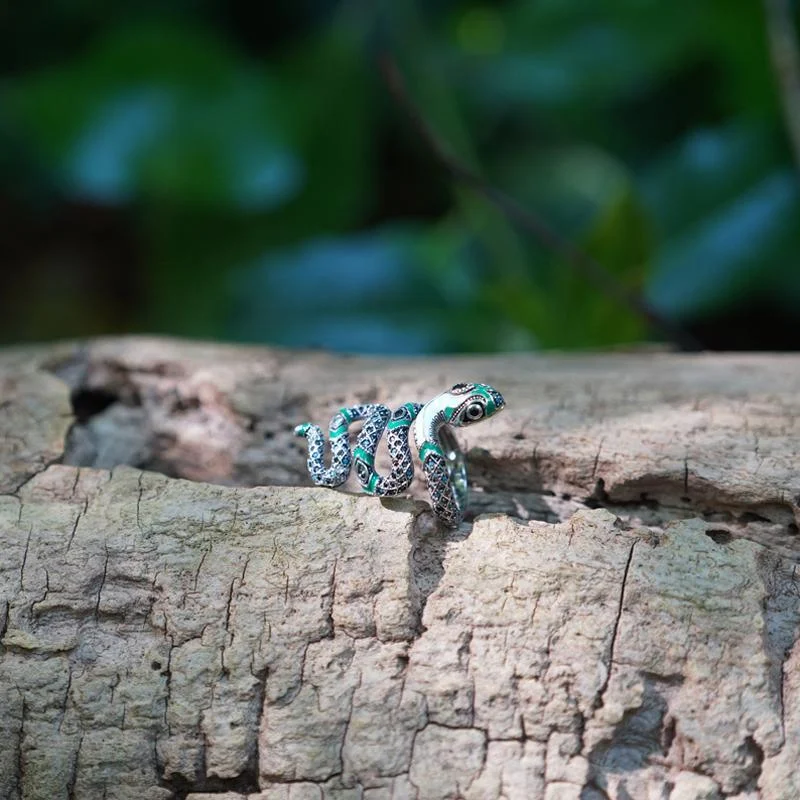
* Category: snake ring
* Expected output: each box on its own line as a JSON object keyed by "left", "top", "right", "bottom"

{"left": 294, "top": 382, "right": 505, "bottom": 527}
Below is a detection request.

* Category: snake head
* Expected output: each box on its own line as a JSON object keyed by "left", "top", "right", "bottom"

{"left": 447, "top": 382, "right": 505, "bottom": 427}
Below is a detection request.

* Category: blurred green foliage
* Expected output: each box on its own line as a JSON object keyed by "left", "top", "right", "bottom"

{"left": 1, "top": 0, "right": 799, "bottom": 351}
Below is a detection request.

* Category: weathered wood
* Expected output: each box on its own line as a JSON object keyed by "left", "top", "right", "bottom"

{"left": 0, "top": 337, "right": 798, "bottom": 800}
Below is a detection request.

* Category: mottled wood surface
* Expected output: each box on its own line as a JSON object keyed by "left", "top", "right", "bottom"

{"left": 0, "top": 337, "right": 798, "bottom": 800}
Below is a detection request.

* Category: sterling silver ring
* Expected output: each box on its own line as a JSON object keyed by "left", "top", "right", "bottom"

{"left": 294, "top": 382, "right": 505, "bottom": 527}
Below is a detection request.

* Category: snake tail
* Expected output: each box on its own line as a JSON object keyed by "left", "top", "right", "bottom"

{"left": 293, "top": 404, "right": 374, "bottom": 488}
{"left": 295, "top": 402, "right": 424, "bottom": 495}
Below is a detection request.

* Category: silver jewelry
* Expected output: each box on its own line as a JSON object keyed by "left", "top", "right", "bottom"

{"left": 295, "top": 382, "right": 505, "bottom": 526}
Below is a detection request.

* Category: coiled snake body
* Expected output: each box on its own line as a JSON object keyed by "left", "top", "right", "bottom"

{"left": 295, "top": 382, "right": 505, "bottom": 526}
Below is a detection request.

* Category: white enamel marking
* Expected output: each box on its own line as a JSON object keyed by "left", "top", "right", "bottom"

{"left": 413, "top": 390, "right": 458, "bottom": 451}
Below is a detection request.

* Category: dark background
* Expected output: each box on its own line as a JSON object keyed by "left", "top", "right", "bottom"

{"left": 2, "top": 0, "right": 799, "bottom": 353}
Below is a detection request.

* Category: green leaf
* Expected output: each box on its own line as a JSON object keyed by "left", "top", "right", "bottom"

{"left": 459, "top": 0, "right": 705, "bottom": 117}
{"left": 227, "top": 220, "right": 540, "bottom": 353}
{"left": 259, "top": 23, "right": 374, "bottom": 240}
{"left": 4, "top": 23, "right": 303, "bottom": 210}
{"left": 228, "top": 225, "right": 448, "bottom": 353}
{"left": 640, "top": 122, "right": 782, "bottom": 238}
{"left": 647, "top": 171, "right": 800, "bottom": 318}
{"left": 486, "top": 143, "right": 653, "bottom": 347}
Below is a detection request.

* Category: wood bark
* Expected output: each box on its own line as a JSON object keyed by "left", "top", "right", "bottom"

{"left": 0, "top": 337, "right": 798, "bottom": 800}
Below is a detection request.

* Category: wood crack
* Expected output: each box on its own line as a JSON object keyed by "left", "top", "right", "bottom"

{"left": 595, "top": 540, "right": 637, "bottom": 710}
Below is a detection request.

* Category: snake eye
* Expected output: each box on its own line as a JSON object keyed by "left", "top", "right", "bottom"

{"left": 465, "top": 402, "right": 484, "bottom": 421}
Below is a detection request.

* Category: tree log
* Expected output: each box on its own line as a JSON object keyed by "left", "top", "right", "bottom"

{"left": 0, "top": 337, "right": 798, "bottom": 800}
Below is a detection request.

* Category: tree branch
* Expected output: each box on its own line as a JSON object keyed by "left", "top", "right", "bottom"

{"left": 764, "top": 0, "right": 800, "bottom": 175}
{"left": 378, "top": 54, "right": 702, "bottom": 352}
